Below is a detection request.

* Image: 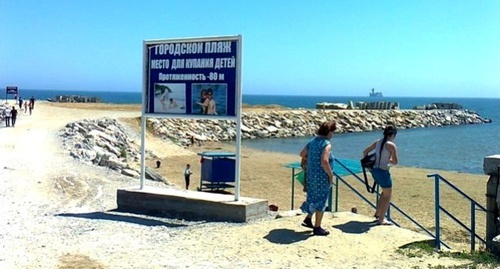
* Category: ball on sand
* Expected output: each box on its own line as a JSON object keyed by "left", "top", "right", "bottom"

{"left": 351, "top": 207, "right": 357, "bottom": 214}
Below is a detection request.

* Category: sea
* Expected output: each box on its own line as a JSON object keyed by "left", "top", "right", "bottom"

{"left": 10, "top": 89, "right": 500, "bottom": 175}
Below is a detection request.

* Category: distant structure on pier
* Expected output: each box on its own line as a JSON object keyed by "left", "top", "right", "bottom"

{"left": 369, "top": 88, "right": 383, "bottom": 97}
{"left": 47, "top": 95, "right": 102, "bottom": 103}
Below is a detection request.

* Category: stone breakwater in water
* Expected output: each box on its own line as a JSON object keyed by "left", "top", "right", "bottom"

{"left": 57, "top": 109, "right": 490, "bottom": 178}
{"left": 148, "top": 109, "right": 491, "bottom": 146}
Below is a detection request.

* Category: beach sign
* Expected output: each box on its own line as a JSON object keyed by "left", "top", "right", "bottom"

{"left": 140, "top": 35, "right": 243, "bottom": 201}
{"left": 143, "top": 36, "right": 241, "bottom": 119}
{"left": 6, "top": 86, "right": 18, "bottom": 94}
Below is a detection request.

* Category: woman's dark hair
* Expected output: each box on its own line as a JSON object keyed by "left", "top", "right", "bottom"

{"left": 379, "top": 125, "right": 398, "bottom": 162}
{"left": 317, "top": 121, "right": 337, "bottom": 136}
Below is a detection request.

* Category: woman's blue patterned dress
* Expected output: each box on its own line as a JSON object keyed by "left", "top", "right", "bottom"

{"left": 300, "top": 137, "right": 333, "bottom": 214}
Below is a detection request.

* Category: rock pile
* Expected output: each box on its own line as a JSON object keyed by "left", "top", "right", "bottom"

{"left": 147, "top": 109, "right": 492, "bottom": 146}
{"left": 413, "top": 102, "right": 464, "bottom": 110}
{"left": 59, "top": 118, "right": 164, "bottom": 181}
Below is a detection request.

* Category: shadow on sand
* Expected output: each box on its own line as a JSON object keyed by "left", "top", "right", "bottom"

{"left": 56, "top": 210, "right": 187, "bottom": 228}
{"left": 332, "top": 220, "right": 377, "bottom": 234}
{"left": 264, "top": 228, "right": 311, "bottom": 244}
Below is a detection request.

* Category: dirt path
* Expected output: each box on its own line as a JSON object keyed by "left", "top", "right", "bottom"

{"left": 0, "top": 103, "right": 142, "bottom": 268}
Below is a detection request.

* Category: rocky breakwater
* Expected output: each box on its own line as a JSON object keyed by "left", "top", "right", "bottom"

{"left": 59, "top": 118, "right": 169, "bottom": 182}
{"left": 147, "top": 109, "right": 492, "bottom": 146}
{"left": 56, "top": 110, "right": 490, "bottom": 177}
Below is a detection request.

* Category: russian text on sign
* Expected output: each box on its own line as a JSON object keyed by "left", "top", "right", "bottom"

{"left": 185, "top": 58, "right": 214, "bottom": 69}
{"left": 154, "top": 42, "right": 203, "bottom": 55}
{"left": 150, "top": 59, "right": 170, "bottom": 69}
{"left": 204, "top": 41, "right": 232, "bottom": 53}
{"left": 159, "top": 73, "right": 206, "bottom": 81}
{"left": 214, "top": 57, "right": 236, "bottom": 69}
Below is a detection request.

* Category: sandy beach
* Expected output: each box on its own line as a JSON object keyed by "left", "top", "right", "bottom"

{"left": 0, "top": 101, "right": 491, "bottom": 268}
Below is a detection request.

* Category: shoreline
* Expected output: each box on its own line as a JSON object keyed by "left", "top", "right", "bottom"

{"left": 46, "top": 101, "right": 493, "bottom": 174}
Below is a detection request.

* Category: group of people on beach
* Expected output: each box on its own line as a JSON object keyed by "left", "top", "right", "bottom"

{"left": 2, "top": 96, "right": 36, "bottom": 127}
{"left": 18, "top": 96, "right": 36, "bottom": 115}
{"left": 2, "top": 105, "right": 18, "bottom": 127}
{"left": 299, "top": 121, "right": 398, "bottom": 236}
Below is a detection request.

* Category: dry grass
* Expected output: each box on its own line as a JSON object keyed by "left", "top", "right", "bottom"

{"left": 58, "top": 253, "right": 105, "bottom": 269}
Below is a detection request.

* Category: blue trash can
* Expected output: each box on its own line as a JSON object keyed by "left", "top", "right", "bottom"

{"left": 197, "top": 151, "right": 236, "bottom": 192}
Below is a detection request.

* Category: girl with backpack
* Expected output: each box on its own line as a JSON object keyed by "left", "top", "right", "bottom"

{"left": 362, "top": 125, "right": 399, "bottom": 225}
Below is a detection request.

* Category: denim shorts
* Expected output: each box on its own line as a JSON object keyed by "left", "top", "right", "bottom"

{"left": 371, "top": 168, "right": 393, "bottom": 188}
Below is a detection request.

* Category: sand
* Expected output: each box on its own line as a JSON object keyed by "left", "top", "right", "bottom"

{"left": 0, "top": 101, "right": 491, "bottom": 268}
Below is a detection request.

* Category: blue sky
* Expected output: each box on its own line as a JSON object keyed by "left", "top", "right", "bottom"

{"left": 1, "top": 1, "right": 498, "bottom": 98}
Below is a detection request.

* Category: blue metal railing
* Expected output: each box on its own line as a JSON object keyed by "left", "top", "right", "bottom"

{"left": 286, "top": 158, "right": 448, "bottom": 248}
{"left": 428, "top": 174, "right": 487, "bottom": 251}
{"left": 332, "top": 159, "right": 449, "bottom": 247}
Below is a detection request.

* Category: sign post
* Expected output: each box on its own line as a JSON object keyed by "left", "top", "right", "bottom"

{"left": 141, "top": 35, "right": 243, "bottom": 200}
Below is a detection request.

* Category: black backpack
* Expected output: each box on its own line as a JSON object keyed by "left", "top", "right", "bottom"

{"left": 360, "top": 153, "right": 377, "bottom": 193}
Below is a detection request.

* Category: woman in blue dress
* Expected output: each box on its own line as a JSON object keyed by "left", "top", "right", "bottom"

{"left": 299, "top": 120, "right": 336, "bottom": 236}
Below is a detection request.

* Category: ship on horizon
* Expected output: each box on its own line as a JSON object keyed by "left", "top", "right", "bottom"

{"left": 369, "top": 88, "right": 383, "bottom": 97}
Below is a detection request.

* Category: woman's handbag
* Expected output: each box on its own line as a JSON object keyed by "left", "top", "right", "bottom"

{"left": 360, "top": 153, "right": 377, "bottom": 193}
{"left": 361, "top": 153, "right": 376, "bottom": 169}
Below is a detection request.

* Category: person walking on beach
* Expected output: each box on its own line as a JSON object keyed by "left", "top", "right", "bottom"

{"left": 23, "top": 101, "right": 28, "bottom": 113}
{"left": 10, "top": 106, "right": 18, "bottom": 127}
{"left": 4, "top": 106, "right": 12, "bottom": 127}
{"left": 184, "top": 164, "right": 193, "bottom": 190}
{"left": 362, "top": 125, "right": 399, "bottom": 226}
{"left": 18, "top": 97, "right": 23, "bottom": 110}
{"left": 299, "top": 120, "right": 336, "bottom": 236}
{"left": 29, "top": 102, "right": 33, "bottom": 115}
{"left": 29, "top": 96, "right": 36, "bottom": 110}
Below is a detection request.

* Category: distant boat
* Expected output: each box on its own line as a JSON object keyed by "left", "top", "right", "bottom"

{"left": 369, "top": 88, "right": 383, "bottom": 97}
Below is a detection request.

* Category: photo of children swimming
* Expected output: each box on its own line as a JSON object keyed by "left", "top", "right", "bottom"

{"left": 192, "top": 84, "right": 227, "bottom": 116}
{"left": 153, "top": 83, "right": 187, "bottom": 113}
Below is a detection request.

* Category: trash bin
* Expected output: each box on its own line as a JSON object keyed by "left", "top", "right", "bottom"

{"left": 197, "top": 151, "right": 236, "bottom": 192}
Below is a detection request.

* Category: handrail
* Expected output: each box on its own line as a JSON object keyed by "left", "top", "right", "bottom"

{"left": 333, "top": 159, "right": 448, "bottom": 247}
{"left": 287, "top": 159, "right": 485, "bottom": 251}
{"left": 428, "top": 174, "right": 487, "bottom": 212}
{"left": 428, "top": 174, "right": 487, "bottom": 251}
{"left": 440, "top": 206, "right": 486, "bottom": 245}
{"left": 331, "top": 171, "right": 378, "bottom": 217}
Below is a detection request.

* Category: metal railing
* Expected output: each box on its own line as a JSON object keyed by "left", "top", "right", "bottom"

{"left": 287, "top": 158, "right": 449, "bottom": 249}
{"left": 427, "top": 174, "right": 487, "bottom": 251}
{"left": 332, "top": 159, "right": 450, "bottom": 247}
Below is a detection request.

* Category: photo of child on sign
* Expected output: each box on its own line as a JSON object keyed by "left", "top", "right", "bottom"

{"left": 192, "top": 84, "right": 227, "bottom": 116}
{"left": 153, "top": 83, "right": 187, "bottom": 114}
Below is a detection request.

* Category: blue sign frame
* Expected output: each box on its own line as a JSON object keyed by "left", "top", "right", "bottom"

{"left": 144, "top": 36, "right": 240, "bottom": 118}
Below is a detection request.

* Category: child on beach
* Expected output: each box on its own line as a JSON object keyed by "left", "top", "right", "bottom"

{"left": 184, "top": 164, "right": 193, "bottom": 190}
{"left": 168, "top": 98, "right": 179, "bottom": 109}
